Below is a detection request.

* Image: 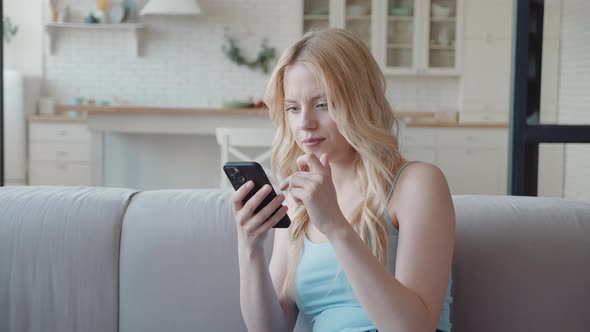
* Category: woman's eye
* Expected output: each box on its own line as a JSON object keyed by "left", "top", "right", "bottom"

{"left": 286, "top": 106, "right": 299, "bottom": 113}
{"left": 316, "top": 103, "right": 328, "bottom": 110}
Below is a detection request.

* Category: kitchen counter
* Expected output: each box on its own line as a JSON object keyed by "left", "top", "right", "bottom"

{"left": 53, "top": 104, "right": 277, "bottom": 186}
{"left": 38, "top": 108, "right": 508, "bottom": 129}
{"left": 54, "top": 104, "right": 269, "bottom": 117}
{"left": 405, "top": 121, "right": 508, "bottom": 128}
{"left": 54, "top": 104, "right": 462, "bottom": 121}
{"left": 47, "top": 104, "right": 508, "bottom": 187}
{"left": 28, "top": 114, "right": 86, "bottom": 123}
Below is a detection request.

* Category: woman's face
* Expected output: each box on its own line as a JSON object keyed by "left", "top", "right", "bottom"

{"left": 283, "top": 62, "right": 356, "bottom": 164}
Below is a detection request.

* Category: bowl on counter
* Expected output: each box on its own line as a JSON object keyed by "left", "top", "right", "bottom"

{"left": 390, "top": 7, "right": 413, "bottom": 17}
{"left": 222, "top": 99, "right": 254, "bottom": 109}
{"left": 305, "top": 7, "right": 329, "bottom": 15}
{"left": 431, "top": 3, "right": 452, "bottom": 18}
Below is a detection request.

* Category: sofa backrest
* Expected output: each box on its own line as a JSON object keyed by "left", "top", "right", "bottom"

{"left": 119, "top": 190, "right": 590, "bottom": 332}
{"left": 118, "top": 189, "right": 273, "bottom": 332}
{"left": 1, "top": 187, "right": 589, "bottom": 332}
{"left": 0, "top": 186, "right": 137, "bottom": 332}
{"left": 451, "top": 195, "right": 590, "bottom": 332}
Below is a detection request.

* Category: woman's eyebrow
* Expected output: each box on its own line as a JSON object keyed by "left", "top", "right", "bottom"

{"left": 284, "top": 94, "right": 326, "bottom": 103}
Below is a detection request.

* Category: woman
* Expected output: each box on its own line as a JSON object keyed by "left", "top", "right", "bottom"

{"left": 231, "top": 28, "right": 454, "bottom": 332}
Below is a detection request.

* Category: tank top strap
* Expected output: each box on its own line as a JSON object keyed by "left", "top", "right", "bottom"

{"left": 381, "top": 160, "right": 419, "bottom": 229}
{"left": 385, "top": 160, "right": 419, "bottom": 204}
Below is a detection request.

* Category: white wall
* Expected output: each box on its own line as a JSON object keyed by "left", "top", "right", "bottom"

{"left": 558, "top": 0, "right": 590, "bottom": 200}
{"left": 4, "top": 0, "right": 43, "bottom": 116}
{"left": 538, "top": 0, "right": 565, "bottom": 198}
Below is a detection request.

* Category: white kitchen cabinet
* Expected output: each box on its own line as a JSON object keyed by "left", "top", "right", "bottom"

{"left": 460, "top": 38, "right": 512, "bottom": 118}
{"left": 401, "top": 147, "right": 437, "bottom": 164}
{"left": 400, "top": 126, "right": 508, "bottom": 195}
{"left": 463, "top": 0, "right": 512, "bottom": 40}
{"left": 28, "top": 118, "right": 92, "bottom": 186}
{"left": 458, "top": 0, "right": 513, "bottom": 123}
{"left": 377, "top": 0, "right": 463, "bottom": 76}
{"left": 437, "top": 147, "right": 507, "bottom": 195}
{"left": 300, "top": 0, "right": 462, "bottom": 76}
{"left": 302, "top": 0, "right": 379, "bottom": 52}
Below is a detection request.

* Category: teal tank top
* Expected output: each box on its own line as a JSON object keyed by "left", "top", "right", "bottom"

{"left": 294, "top": 161, "right": 453, "bottom": 332}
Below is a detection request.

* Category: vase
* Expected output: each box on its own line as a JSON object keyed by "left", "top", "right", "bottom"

{"left": 97, "top": 0, "right": 108, "bottom": 11}
{"left": 122, "top": 0, "right": 137, "bottom": 22}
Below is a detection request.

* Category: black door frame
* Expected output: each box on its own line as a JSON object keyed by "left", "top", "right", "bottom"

{"left": 509, "top": 0, "right": 590, "bottom": 196}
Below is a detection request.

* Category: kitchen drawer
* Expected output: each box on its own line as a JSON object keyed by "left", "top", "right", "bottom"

{"left": 436, "top": 128, "right": 508, "bottom": 148}
{"left": 399, "top": 128, "right": 436, "bottom": 148}
{"left": 401, "top": 147, "right": 437, "bottom": 164}
{"left": 30, "top": 122, "right": 91, "bottom": 142}
{"left": 29, "top": 161, "right": 91, "bottom": 186}
{"left": 437, "top": 147, "right": 507, "bottom": 195}
{"left": 30, "top": 142, "right": 91, "bottom": 162}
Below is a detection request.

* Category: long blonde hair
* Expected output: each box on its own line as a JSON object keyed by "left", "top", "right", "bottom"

{"left": 264, "top": 28, "right": 405, "bottom": 298}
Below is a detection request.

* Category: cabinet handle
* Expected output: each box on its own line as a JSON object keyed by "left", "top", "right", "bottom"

{"left": 56, "top": 151, "right": 69, "bottom": 157}
{"left": 57, "top": 130, "right": 68, "bottom": 136}
{"left": 57, "top": 163, "right": 67, "bottom": 170}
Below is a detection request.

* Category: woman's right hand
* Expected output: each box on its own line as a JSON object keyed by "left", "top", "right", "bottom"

{"left": 232, "top": 181, "right": 289, "bottom": 254}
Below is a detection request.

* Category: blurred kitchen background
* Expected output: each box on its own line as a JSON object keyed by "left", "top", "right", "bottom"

{"left": 2, "top": 0, "right": 589, "bottom": 199}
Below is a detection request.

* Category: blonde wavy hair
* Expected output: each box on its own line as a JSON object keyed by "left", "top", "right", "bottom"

{"left": 264, "top": 28, "right": 405, "bottom": 298}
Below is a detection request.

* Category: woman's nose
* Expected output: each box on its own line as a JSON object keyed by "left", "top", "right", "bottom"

{"left": 300, "top": 108, "right": 317, "bottom": 130}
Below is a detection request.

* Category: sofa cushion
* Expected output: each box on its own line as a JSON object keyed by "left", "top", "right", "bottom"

{"left": 118, "top": 189, "right": 274, "bottom": 332}
{"left": 0, "top": 186, "right": 137, "bottom": 332}
{"left": 451, "top": 195, "right": 590, "bottom": 332}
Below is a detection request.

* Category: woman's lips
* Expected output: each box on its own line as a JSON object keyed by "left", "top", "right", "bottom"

{"left": 302, "top": 138, "right": 325, "bottom": 147}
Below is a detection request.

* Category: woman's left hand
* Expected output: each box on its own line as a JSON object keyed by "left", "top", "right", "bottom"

{"left": 279, "top": 153, "right": 346, "bottom": 235}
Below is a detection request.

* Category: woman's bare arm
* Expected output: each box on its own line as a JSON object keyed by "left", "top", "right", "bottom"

{"left": 325, "top": 163, "right": 455, "bottom": 331}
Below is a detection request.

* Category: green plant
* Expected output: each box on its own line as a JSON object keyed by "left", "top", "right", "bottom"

{"left": 222, "top": 35, "right": 276, "bottom": 74}
{"left": 3, "top": 16, "right": 18, "bottom": 43}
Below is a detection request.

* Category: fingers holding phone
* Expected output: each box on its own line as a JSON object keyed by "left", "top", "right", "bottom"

{"left": 225, "top": 161, "right": 292, "bottom": 251}
{"left": 225, "top": 161, "right": 291, "bottom": 229}
{"left": 231, "top": 181, "right": 289, "bottom": 248}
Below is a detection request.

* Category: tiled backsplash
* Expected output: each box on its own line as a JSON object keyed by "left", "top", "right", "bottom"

{"left": 387, "top": 77, "right": 458, "bottom": 111}
{"left": 44, "top": 0, "right": 459, "bottom": 110}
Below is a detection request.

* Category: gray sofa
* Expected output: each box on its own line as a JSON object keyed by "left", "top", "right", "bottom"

{"left": 1, "top": 186, "right": 589, "bottom": 332}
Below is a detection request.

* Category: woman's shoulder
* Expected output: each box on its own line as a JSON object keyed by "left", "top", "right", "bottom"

{"left": 389, "top": 161, "right": 453, "bottom": 224}
{"left": 395, "top": 161, "right": 447, "bottom": 188}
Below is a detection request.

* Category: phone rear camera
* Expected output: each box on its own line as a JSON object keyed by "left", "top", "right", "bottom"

{"left": 236, "top": 175, "right": 245, "bottom": 183}
{"left": 227, "top": 167, "right": 239, "bottom": 177}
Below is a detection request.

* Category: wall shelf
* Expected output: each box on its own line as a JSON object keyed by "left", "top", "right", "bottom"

{"left": 44, "top": 22, "right": 146, "bottom": 56}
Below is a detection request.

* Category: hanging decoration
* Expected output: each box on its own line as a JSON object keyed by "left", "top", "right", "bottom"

{"left": 222, "top": 34, "right": 276, "bottom": 74}
{"left": 3, "top": 16, "right": 18, "bottom": 42}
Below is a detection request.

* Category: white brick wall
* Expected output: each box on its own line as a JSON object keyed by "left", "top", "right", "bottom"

{"left": 42, "top": 0, "right": 459, "bottom": 189}
{"left": 43, "top": 0, "right": 458, "bottom": 110}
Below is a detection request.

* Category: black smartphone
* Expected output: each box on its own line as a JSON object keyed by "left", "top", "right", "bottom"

{"left": 223, "top": 161, "right": 291, "bottom": 228}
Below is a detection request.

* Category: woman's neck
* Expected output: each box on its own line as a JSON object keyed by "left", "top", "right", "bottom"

{"left": 329, "top": 160, "right": 358, "bottom": 195}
